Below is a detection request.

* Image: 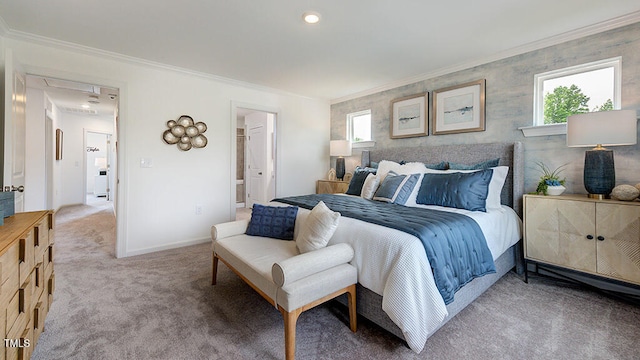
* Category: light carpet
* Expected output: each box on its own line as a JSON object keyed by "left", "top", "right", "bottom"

{"left": 31, "top": 203, "right": 640, "bottom": 359}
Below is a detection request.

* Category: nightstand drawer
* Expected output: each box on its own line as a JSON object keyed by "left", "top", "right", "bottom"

{"left": 316, "top": 180, "right": 349, "bottom": 194}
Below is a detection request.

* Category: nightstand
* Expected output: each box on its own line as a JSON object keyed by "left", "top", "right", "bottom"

{"left": 316, "top": 180, "right": 349, "bottom": 194}
{"left": 523, "top": 194, "right": 640, "bottom": 286}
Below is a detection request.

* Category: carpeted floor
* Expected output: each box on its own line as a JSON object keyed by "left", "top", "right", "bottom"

{"left": 31, "top": 203, "right": 640, "bottom": 360}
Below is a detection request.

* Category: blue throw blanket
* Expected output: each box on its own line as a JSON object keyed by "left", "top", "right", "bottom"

{"left": 274, "top": 194, "right": 495, "bottom": 304}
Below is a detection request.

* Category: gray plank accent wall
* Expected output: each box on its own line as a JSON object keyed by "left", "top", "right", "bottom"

{"left": 330, "top": 22, "right": 640, "bottom": 195}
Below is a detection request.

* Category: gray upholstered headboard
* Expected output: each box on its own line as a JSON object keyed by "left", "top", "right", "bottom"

{"left": 361, "top": 142, "right": 524, "bottom": 217}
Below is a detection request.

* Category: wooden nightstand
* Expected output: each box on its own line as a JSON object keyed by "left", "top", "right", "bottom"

{"left": 316, "top": 180, "right": 349, "bottom": 194}
{"left": 523, "top": 194, "right": 640, "bottom": 286}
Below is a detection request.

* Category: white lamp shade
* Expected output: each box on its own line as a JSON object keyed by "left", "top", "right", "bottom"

{"left": 567, "top": 110, "right": 637, "bottom": 147}
{"left": 330, "top": 140, "right": 352, "bottom": 157}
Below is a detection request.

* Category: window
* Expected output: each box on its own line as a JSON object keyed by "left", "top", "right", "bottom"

{"left": 523, "top": 57, "right": 621, "bottom": 137}
{"left": 347, "top": 109, "right": 374, "bottom": 148}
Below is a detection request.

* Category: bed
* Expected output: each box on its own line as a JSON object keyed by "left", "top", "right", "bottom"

{"left": 273, "top": 142, "right": 524, "bottom": 353}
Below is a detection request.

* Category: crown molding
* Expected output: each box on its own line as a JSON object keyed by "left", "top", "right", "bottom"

{"left": 331, "top": 11, "right": 640, "bottom": 105}
{"left": 2, "top": 26, "right": 317, "bottom": 101}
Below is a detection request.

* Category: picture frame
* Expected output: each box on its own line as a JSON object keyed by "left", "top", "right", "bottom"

{"left": 390, "top": 93, "right": 428, "bottom": 139}
{"left": 432, "top": 79, "right": 485, "bottom": 135}
{"left": 56, "top": 129, "right": 63, "bottom": 160}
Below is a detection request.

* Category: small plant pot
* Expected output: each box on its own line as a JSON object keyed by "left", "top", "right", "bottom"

{"left": 546, "top": 185, "right": 566, "bottom": 196}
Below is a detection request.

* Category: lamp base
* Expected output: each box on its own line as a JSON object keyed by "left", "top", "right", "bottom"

{"left": 336, "top": 157, "right": 345, "bottom": 181}
{"left": 587, "top": 193, "right": 609, "bottom": 200}
{"left": 583, "top": 148, "right": 615, "bottom": 198}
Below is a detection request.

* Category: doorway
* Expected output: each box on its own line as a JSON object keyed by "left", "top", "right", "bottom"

{"left": 233, "top": 104, "right": 279, "bottom": 221}
{"left": 85, "top": 131, "right": 113, "bottom": 205}
{"left": 23, "top": 74, "right": 120, "bottom": 255}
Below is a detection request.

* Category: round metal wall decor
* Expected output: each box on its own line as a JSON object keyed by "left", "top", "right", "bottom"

{"left": 162, "top": 115, "right": 208, "bottom": 151}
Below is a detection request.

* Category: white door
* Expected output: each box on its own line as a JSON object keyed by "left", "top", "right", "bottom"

{"left": 3, "top": 49, "right": 26, "bottom": 212}
{"left": 246, "top": 122, "right": 266, "bottom": 207}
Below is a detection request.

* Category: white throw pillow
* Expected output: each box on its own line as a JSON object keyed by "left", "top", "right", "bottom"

{"left": 296, "top": 201, "right": 341, "bottom": 253}
{"left": 377, "top": 160, "right": 428, "bottom": 182}
{"left": 360, "top": 173, "right": 380, "bottom": 199}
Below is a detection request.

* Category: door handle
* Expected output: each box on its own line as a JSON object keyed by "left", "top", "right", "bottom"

{"left": 258, "top": 172, "right": 263, "bottom": 175}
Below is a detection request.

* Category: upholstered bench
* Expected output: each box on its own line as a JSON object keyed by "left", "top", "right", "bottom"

{"left": 211, "top": 217, "right": 357, "bottom": 360}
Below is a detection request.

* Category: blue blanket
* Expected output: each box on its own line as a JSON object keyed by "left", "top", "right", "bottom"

{"left": 274, "top": 194, "right": 495, "bottom": 304}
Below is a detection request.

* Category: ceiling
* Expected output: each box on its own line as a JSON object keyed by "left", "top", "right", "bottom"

{"left": 2, "top": 1, "right": 640, "bottom": 102}
{"left": 26, "top": 75, "right": 119, "bottom": 117}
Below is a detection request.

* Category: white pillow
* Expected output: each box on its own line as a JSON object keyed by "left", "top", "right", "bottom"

{"left": 377, "top": 160, "right": 428, "bottom": 182}
{"left": 360, "top": 173, "right": 380, "bottom": 200}
{"left": 295, "top": 201, "right": 341, "bottom": 253}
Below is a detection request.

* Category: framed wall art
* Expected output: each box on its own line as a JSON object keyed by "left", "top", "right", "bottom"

{"left": 432, "top": 79, "right": 485, "bottom": 135}
{"left": 390, "top": 93, "right": 428, "bottom": 139}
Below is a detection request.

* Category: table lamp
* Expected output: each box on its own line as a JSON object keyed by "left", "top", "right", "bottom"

{"left": 567, "top": 110, "right": 637, "bottom": 199}
{"left": 330, "top": 140, "right": 352, "bottom": 181}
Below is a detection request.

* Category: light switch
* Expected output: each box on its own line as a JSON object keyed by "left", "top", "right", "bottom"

{"left": 140, "top": 158, "right": 153, "bottom": 168}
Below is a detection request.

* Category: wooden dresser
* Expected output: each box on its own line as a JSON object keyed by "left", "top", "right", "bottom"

{"left": 0, "top": 211, "right": 55, "bottom": 360}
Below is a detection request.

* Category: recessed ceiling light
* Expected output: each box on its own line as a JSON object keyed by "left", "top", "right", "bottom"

{"left": 302, "top": 11, "right": 320, "bottom": 24}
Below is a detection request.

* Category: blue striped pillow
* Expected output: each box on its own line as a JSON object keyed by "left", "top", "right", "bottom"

{"left": 373, "top": 171, "right": 420, "bottom": 205}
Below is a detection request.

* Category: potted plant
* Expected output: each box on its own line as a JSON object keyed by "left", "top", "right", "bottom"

{"left": 535, "top": 162, "right": 567, "bottom": 196}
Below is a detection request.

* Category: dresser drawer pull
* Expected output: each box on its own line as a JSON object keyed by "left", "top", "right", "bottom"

{"left": 597, "top": 236, "right": 605, "bottom": 241}
{"left": 586, "top": 235, "right": 594, "bottom": 240}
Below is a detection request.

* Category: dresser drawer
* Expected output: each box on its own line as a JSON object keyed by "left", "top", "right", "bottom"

{"left": 47, "top": 273, "right": 55, "bottom": 308}
{"left": 31, "top": 264, "right": 44, "bottom": 311}
{"left": 34, "top": 217, "right": 50, "bottom": 251}
{"left": 18, "top": 232, "right": 34, "bottom": 287}
{"left": 1, "top": 242, "right": 20, "bottom": 286}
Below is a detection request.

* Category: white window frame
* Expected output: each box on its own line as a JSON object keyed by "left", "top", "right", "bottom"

{"left": 347, "top": 109, "right": 375, "bottom": 148}
{"left": 521, "top": 57, "right": 621, "bottom": 137}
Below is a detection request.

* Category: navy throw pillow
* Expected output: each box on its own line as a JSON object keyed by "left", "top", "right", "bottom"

{"left": 416, "top": 169, "right": 493, "bottom": 212}
{"left": 245, "top": 204, "right": 298, "bottom": 240}
{"left": 448, "top": 158, "right": 499, "bottom": 170}
{"left": 346, "top": 167, "right": 377, "bottom": 195}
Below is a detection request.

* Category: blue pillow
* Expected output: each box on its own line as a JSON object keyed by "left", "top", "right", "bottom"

{"left": 346, "top": 167, "right": 377, "bottom": 195}
{"left": 373, "top": 171, "right": 420, "bottom": 205}
{"left": 245, "top": 204, "right": 298, "bottom": 240}
{"left": 416, "top": 169, "right": 493, "bottom": 212}
{"left": 448, "top": 158, "right": 499, "bottom": 170}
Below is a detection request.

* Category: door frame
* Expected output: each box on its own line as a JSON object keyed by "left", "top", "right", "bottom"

{"left": 83, "top": 129, "right": 112, "bottom": 204}
{"left": 230, "top": 101, "right": 280, "bottom": 221}
{"left": 16, "top": 61, "right": 128, "bottom": 258}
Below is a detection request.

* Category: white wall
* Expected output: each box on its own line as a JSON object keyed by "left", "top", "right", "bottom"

{"left": 2, "top": 36, "right": 330, "bottom": 257}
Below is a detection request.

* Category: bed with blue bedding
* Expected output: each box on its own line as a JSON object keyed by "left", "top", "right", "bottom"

{"left": 275, "top": 193, "right": 496, "bottom": 305}
{"left": 272, "top": 142, "right": 524, "bottom": 353}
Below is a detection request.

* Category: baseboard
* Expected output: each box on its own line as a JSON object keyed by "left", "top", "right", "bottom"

{"left": 125, "top": 237, "right": 211, "bottom": 257}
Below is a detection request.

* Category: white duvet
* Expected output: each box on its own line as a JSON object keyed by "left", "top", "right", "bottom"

{"left": 278, "top": 200, "right": 522, "bottom": 353}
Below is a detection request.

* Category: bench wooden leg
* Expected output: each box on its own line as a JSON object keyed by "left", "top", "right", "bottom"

{"left": 281, "top": 308, "right": 303, "bottom": 360}
{"left": 211, "top": 255, "right": 219, "bottom": 285}
{"left": 346, "top": 284, "right": 357, "bottom": 332}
